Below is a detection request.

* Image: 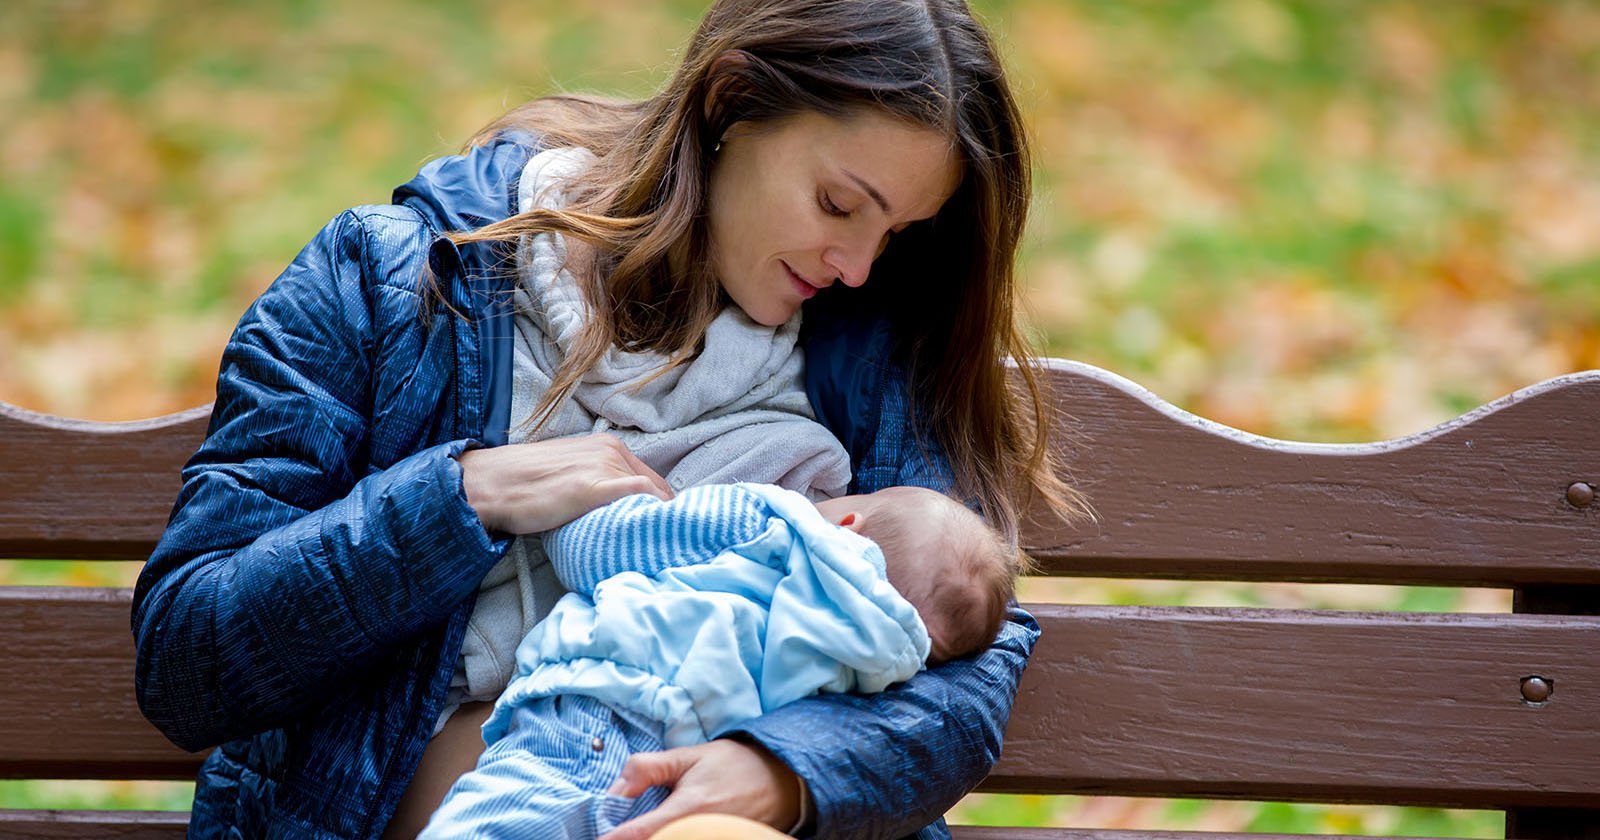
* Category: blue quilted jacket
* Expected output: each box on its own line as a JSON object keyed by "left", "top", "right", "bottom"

{"left": 130, "top": 134, "right": 1040, "bottom": 840}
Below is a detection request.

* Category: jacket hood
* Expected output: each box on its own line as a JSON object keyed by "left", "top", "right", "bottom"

{"left": 390, "top": 132, "right": 541, "bottom": 447}
{"left": 391, "top": 131, "right": 537, "bottom": 236}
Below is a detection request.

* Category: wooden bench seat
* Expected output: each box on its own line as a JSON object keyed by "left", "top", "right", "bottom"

{"left": 0, "top": 812, "right": 1434, "bottom": 840}
{"left": 0, "top": 810, "right": 190, "bottom": 839}
{"left": 3, "top": 361, "right": 1596, "bottom": 838}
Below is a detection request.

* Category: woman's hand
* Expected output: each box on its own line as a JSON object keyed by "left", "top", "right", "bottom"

{"left": 598, "top": 740, "right": 805, "bottom": 840}
{"left": 457, "top": 434, "right": 673, "bottom": 535}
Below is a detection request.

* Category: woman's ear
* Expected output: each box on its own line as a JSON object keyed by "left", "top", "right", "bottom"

{"left": 702, "top": 49, "right": 754, "bottom": 130}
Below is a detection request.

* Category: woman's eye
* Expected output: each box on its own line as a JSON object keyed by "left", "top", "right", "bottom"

{"left": 819, "top": 192, "right": 850, "bottom": 218}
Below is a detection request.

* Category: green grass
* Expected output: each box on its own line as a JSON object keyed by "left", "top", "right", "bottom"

{"left": 0, "top": 780, "right": 194, "bottom": 811}
{"left": 949, "top": 795, "right": 1504, "bottom": 837}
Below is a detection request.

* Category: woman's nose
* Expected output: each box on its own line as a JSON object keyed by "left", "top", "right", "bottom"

{"left": 822, "top": 239, "right": 875, "bottom": 288}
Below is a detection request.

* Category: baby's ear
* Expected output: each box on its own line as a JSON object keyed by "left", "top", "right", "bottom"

{"left": 834, "top": 511, "right": 869, "bottom": 534}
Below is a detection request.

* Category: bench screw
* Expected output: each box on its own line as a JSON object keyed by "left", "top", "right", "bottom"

{"left": 1520, "top": 676, "right": 1553, "bottom": 704}
{"left": 1567, "top": 482, "right": 1594, "bottom": 508}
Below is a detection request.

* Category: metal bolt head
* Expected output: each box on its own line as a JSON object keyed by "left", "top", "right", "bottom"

{"left": 1567, "top": 482, "right": 1595, "bottom": 509}
{"left": 1520, "top": 676, "right": 1553, "bottom": 704}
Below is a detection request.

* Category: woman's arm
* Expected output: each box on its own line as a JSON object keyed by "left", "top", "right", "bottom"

{"left": 725, "top": 607, "right": 1039, "bottom": 839}
{"left": 130, "top": 208, "right": 507, "bottom": 752}
{"left": 131, "top": 207, "right": 670, "bottom": 752}
{"left": 598, "top": 610, "right": 1038, "bottom": 840}
{"left": 723, "top": 340, "right": 1037, "bottom": 839}
{"left": 598, "top": 464, "right": 1039, "bottom": 839}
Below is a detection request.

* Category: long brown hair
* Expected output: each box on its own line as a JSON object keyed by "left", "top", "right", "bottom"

{"left": 450, "top": 0, "right": 1090, "bottom": 541}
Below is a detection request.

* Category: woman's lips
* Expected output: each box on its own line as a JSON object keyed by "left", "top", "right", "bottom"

{"left": 783, "top": 262, "right": 819, "bottom": 300}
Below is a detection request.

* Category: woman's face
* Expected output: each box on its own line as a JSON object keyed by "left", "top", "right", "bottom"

{"left": 706, "top": 109, "right": 961, "bottom": 327}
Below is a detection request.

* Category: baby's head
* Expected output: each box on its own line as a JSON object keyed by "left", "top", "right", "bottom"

{"left": 814, "top": 486, "right": 1023, "bottom": 665}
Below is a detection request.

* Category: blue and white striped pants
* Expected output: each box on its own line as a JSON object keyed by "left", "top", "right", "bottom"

{"left": 419, "top": 695, "right": 669, "bottom": 840}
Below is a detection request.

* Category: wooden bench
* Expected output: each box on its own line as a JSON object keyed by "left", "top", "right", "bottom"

{"left": 2, "top": 360, "right": 1596, "bottom": 839}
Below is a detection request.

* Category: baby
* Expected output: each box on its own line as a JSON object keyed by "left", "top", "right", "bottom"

{"left": 419, "top": 482, "right": 1020, "bottom": 839}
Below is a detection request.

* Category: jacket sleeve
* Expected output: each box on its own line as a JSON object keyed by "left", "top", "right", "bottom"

{"left": 723, "top": 606, "right": 1038, "bottom": 840}
{"left": 130, "top": 208, "right": 510, "bottom": 752}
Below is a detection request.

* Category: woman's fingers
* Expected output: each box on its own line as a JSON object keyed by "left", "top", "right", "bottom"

{"left": 599, "top": 795, "right": 698, "bottom": 840}
{"left": 607, "top": 746, "right": 700, "bottom": 797}
{"left": 587, "top": 475, "right": 668, "bottom": 510}
{"left": 456, "top": 434, "right": 674, "bottom": 534}
{"left": 610, "top": 441, "right": 675, "bottom": 500}
{"left": 597, "top": 740, "right": 801, "bottom": 840}
{"left": 598, "top": 743, "right": 711, "bottom": 839}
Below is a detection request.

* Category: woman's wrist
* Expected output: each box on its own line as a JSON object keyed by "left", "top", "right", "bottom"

{"left": 722, "top": 734, "right": 807, "bottom": 832}
{"left": 454, "top": 447, "right": 506, "bottom": 533}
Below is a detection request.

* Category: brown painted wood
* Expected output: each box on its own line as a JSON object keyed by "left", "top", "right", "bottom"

{"left": 0, "top": 403, "right": 209, "bottom": 561}
{"left": 7, "top": 587, "right": 1598, "bottom": 813}
{"left": 0, "top": 811, "right": 189, "bottom": 839}
{"left": 0, "top": 817, "right": 1428, "bottom": 840}
{"left": 1023, "top": 364, "right": 1600, "bottom": 587}
{"left": 0, "top": 817, "right": 1403, "bottom": 840}
{"left": 0, "top": 588, "right": 203, "bottom": 779}
{"left": 4, "top": 368, "right": 1598, "bottom": 832}
{"left": 1505, "top": 584, "right": 1600, "bottom": 837}
{"left": 4, "top": 365, "right": 1599, "bottom": 585}
{"left": 986, "top": 604, "right": 1600, "bottom": 810}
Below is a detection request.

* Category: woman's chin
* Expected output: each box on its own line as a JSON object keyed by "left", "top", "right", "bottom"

{"left": 738, "top": 302, "right": 798, "bottom": 327}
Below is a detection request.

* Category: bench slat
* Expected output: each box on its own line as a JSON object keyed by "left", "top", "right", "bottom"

{"left": 1024, "top": 364, "right": 1600, "bottom": 587}
{"left": 0, "top": 811, "right": 189, "bottom": 839}
{"left": 6, "top": 588, "right": 1596, "bottom": 813}
{"left": 5, "top": 367, "right": 1600, "bottom": 587}
{"left": 0, "top": 814, "right": 1455, "bottom": 840}
{"left": 0, "top": 404, "right": 208, "bottom": 562}
{"left": 990, "top": 604, "right": 1600, "bottom": 809}
{"left": 0, "top": 816, "right": 1426, "bottom": 840}
{"left": 0, "top": 588, "right": 201, "bottom": 779}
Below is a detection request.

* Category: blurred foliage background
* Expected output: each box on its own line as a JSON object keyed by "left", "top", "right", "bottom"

{"left": 3, "top": 0, "right": 1597, "bottom": 835}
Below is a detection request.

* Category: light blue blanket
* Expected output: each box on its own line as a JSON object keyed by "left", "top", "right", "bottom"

{"left": 483, "top": 484, "right": 931, "bottom": 749}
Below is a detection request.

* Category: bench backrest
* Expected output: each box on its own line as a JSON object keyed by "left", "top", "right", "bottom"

{"left": 2, "top": 361, "right": 1596, "bottom": 839}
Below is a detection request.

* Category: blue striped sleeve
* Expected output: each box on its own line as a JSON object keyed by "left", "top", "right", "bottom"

{"left": 541, "top": 484, "right": 770, "bottom": 596}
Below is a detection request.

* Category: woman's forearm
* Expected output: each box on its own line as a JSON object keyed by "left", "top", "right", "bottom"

{"left": 459, "top": 435, "right": 672, "bottom": 537}
{"left": 133, "top": 440, "right": 507, "bottom": 751}
{"left": 130, "top": 208, "right": 511, "bottom": 751}
{"left": 722, "top": 605, "right": 1040, "bottom": 840}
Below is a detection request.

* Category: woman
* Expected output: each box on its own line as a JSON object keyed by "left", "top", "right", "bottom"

{"left": 131, "top": 1, "right": 1085, "bottom": 838}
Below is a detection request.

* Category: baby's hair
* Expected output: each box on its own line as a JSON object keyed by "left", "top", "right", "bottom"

{"left": 936, "top": 503, "right": 1027, "bottom": 660}
{"left": 867, "top": 488, "right": 1030, "bottom": 662}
